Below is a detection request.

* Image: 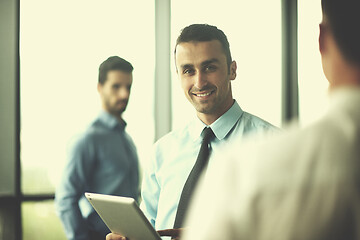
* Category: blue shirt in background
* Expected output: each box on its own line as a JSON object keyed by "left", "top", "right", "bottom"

{"left": 55, "top": 111, "right": 140, "bottom": 240}
{"left": 140, "top": 100, "right": 277, "bottom": 232}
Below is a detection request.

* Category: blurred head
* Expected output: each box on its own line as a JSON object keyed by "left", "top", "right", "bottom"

{"left": 97, "top": 56, "right": 133, "bottom": 119}
{"left": 175, "top": 24, "right": 233, "bottom": 71}
{"left": 319, "top": 0, "right": 360, "bottom": 88}
{"left": 175, "top": 24, "right": 237, "bottom": 125}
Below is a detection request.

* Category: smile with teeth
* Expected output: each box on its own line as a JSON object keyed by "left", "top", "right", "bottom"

{"left": 193, "top": 90, "right": 214, "bottom": 97}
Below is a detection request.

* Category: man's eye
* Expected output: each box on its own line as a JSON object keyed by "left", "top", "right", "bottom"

{"left": 204, "top": 65, "right": 216, "bottom": 71}
{"left": 112, "top": 84, "right": 120, "bottom": 89}
{"left": 183, "top": 69, "right": 194, "bottom": 75}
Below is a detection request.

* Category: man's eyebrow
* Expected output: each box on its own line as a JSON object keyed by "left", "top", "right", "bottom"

{"left": 180, "top": 59, "right": 220, "bottom": 69}
{"left": 201, "top": 58, "right": 219, "bottom": 66}
{"left": 180, "top": 64, "right": 194, "bottom": 69}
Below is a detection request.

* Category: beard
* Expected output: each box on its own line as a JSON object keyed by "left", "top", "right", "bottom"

{"left": 191, "top": 98, "right": 219, "bottom": 114}
{"left": 188, "top": 86, "right": 232, "bottom": 116}
{"left": 105, "top": 99, "right": 128, "bottom": 117}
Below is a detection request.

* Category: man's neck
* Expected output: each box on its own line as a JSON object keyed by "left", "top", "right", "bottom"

{"left": 197, "top": 100, "right": 234, "bottom": 126}
{"left": 329, "top": 64, "right": 360, "bottom": 91}
{"left": 103, "top": 108, "right": 123, "bottom": 123}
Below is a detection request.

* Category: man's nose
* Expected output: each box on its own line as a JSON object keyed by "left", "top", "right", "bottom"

{"left": 118, "top": 88, "right": 130, "bottom": 99}
{"left": 193, "top": 72, "right": 207, "bottom": 89}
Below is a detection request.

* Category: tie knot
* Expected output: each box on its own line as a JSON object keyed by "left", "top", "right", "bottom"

{"left": 202, "top": 127, "right": 215, "bottom": 143}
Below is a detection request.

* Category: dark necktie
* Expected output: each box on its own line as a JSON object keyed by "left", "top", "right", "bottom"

{"left": 173, "top": 127, "right": 215, "bottom": 228}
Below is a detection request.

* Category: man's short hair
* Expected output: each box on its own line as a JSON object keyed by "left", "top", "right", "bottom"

{"left": 175, "top": 24, "right": 232, "bottom": 70}
{"left": 322, "top": 0, "right": 360, "bottom": 64}
{"left": 98, "top": 56, "right": 133, "bottom": 84}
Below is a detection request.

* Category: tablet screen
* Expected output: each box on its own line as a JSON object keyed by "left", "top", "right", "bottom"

{"left": 85, "top": 192, "right": 161, "bottom": 240}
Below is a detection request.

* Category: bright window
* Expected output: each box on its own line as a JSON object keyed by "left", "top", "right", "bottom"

{"left": 298, "top": 0, "right": 329, "bottom": 126}
{"left": 20, "top": 0, "right": 155, "bottom": 194}
{"left": 20, "top": 0, "right": 155, "bottom": 238}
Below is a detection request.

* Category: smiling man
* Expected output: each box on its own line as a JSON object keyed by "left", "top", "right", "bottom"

{"left": 56, "top": 56, "right": 140, "bottom": 240}
{"left": 107, "top": 24, "right": 276, "bottom": 240}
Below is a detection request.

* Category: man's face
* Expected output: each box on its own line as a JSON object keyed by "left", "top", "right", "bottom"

{"left": 175, "top": 40, "right": 236, "bottom": 118}
{"left": 98, "top": 70, "right": 133, "bottom": 117}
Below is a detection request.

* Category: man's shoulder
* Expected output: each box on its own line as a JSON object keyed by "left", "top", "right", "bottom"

{"left": 231, "top": 113, "right": 349, "bottom": 173}
{"left": 240, "top": 111, "right": 277, "bottom": 130}
{"left": 154, "top": 122, "right": 192, "bottom": 147}
{"left": 69, "top": 123, "right": 106, "bottom": 149}
{"left": 84, "top": 119, "right": 117, "bottom": 138}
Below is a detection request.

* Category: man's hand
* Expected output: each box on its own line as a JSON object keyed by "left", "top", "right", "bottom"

{"left": 106, "top": 228, "right": 184, "bottom": 240}
{"left": 157, "top": 228, "right": 184, "bottom": 240}
{"left": 106, "top": 233, "right": 128, "bottom": 240}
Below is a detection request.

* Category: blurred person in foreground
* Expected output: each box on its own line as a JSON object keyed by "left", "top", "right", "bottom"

{"left": 55, "top": 56, "right": 140, "bottom": 240}
{"left": 183, "top": 0, "right": 360, "bottom": 239}
{"left": 106, "top": 24, "right": 277, "bottom": 240}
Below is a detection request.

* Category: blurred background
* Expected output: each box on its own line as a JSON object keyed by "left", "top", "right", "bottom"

{"left": 0, "top": 0, "right": 328, "bottom": 239}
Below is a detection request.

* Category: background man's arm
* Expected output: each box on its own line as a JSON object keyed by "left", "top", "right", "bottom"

{"left": 55, "top": 137, "right": 94, "bottom": 240}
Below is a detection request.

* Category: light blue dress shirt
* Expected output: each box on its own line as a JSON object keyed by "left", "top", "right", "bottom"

{"left": 55, "top": 111, "right": 140, "bottom": 240}
{"left": 140, "top": 101, "right": 277, "bottom": 232}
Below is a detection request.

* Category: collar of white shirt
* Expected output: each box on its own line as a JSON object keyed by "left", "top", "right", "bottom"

{"left": 188, "top": 100, "right": 244, "bottom": 142}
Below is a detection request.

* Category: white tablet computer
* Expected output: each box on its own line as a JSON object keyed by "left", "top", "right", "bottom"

{"left": 85, "top": 192, "right": 161, "bottom": 240}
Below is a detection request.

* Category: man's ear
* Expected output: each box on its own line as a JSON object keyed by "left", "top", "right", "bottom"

{"left": 97, "top": 83, "right": 103, "bottom": 94}
{"left": 229, "top": 61, "right": 237, "bottom": 80}
{"left": 319, "top": 23, "right": 326, "bottom": 55}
